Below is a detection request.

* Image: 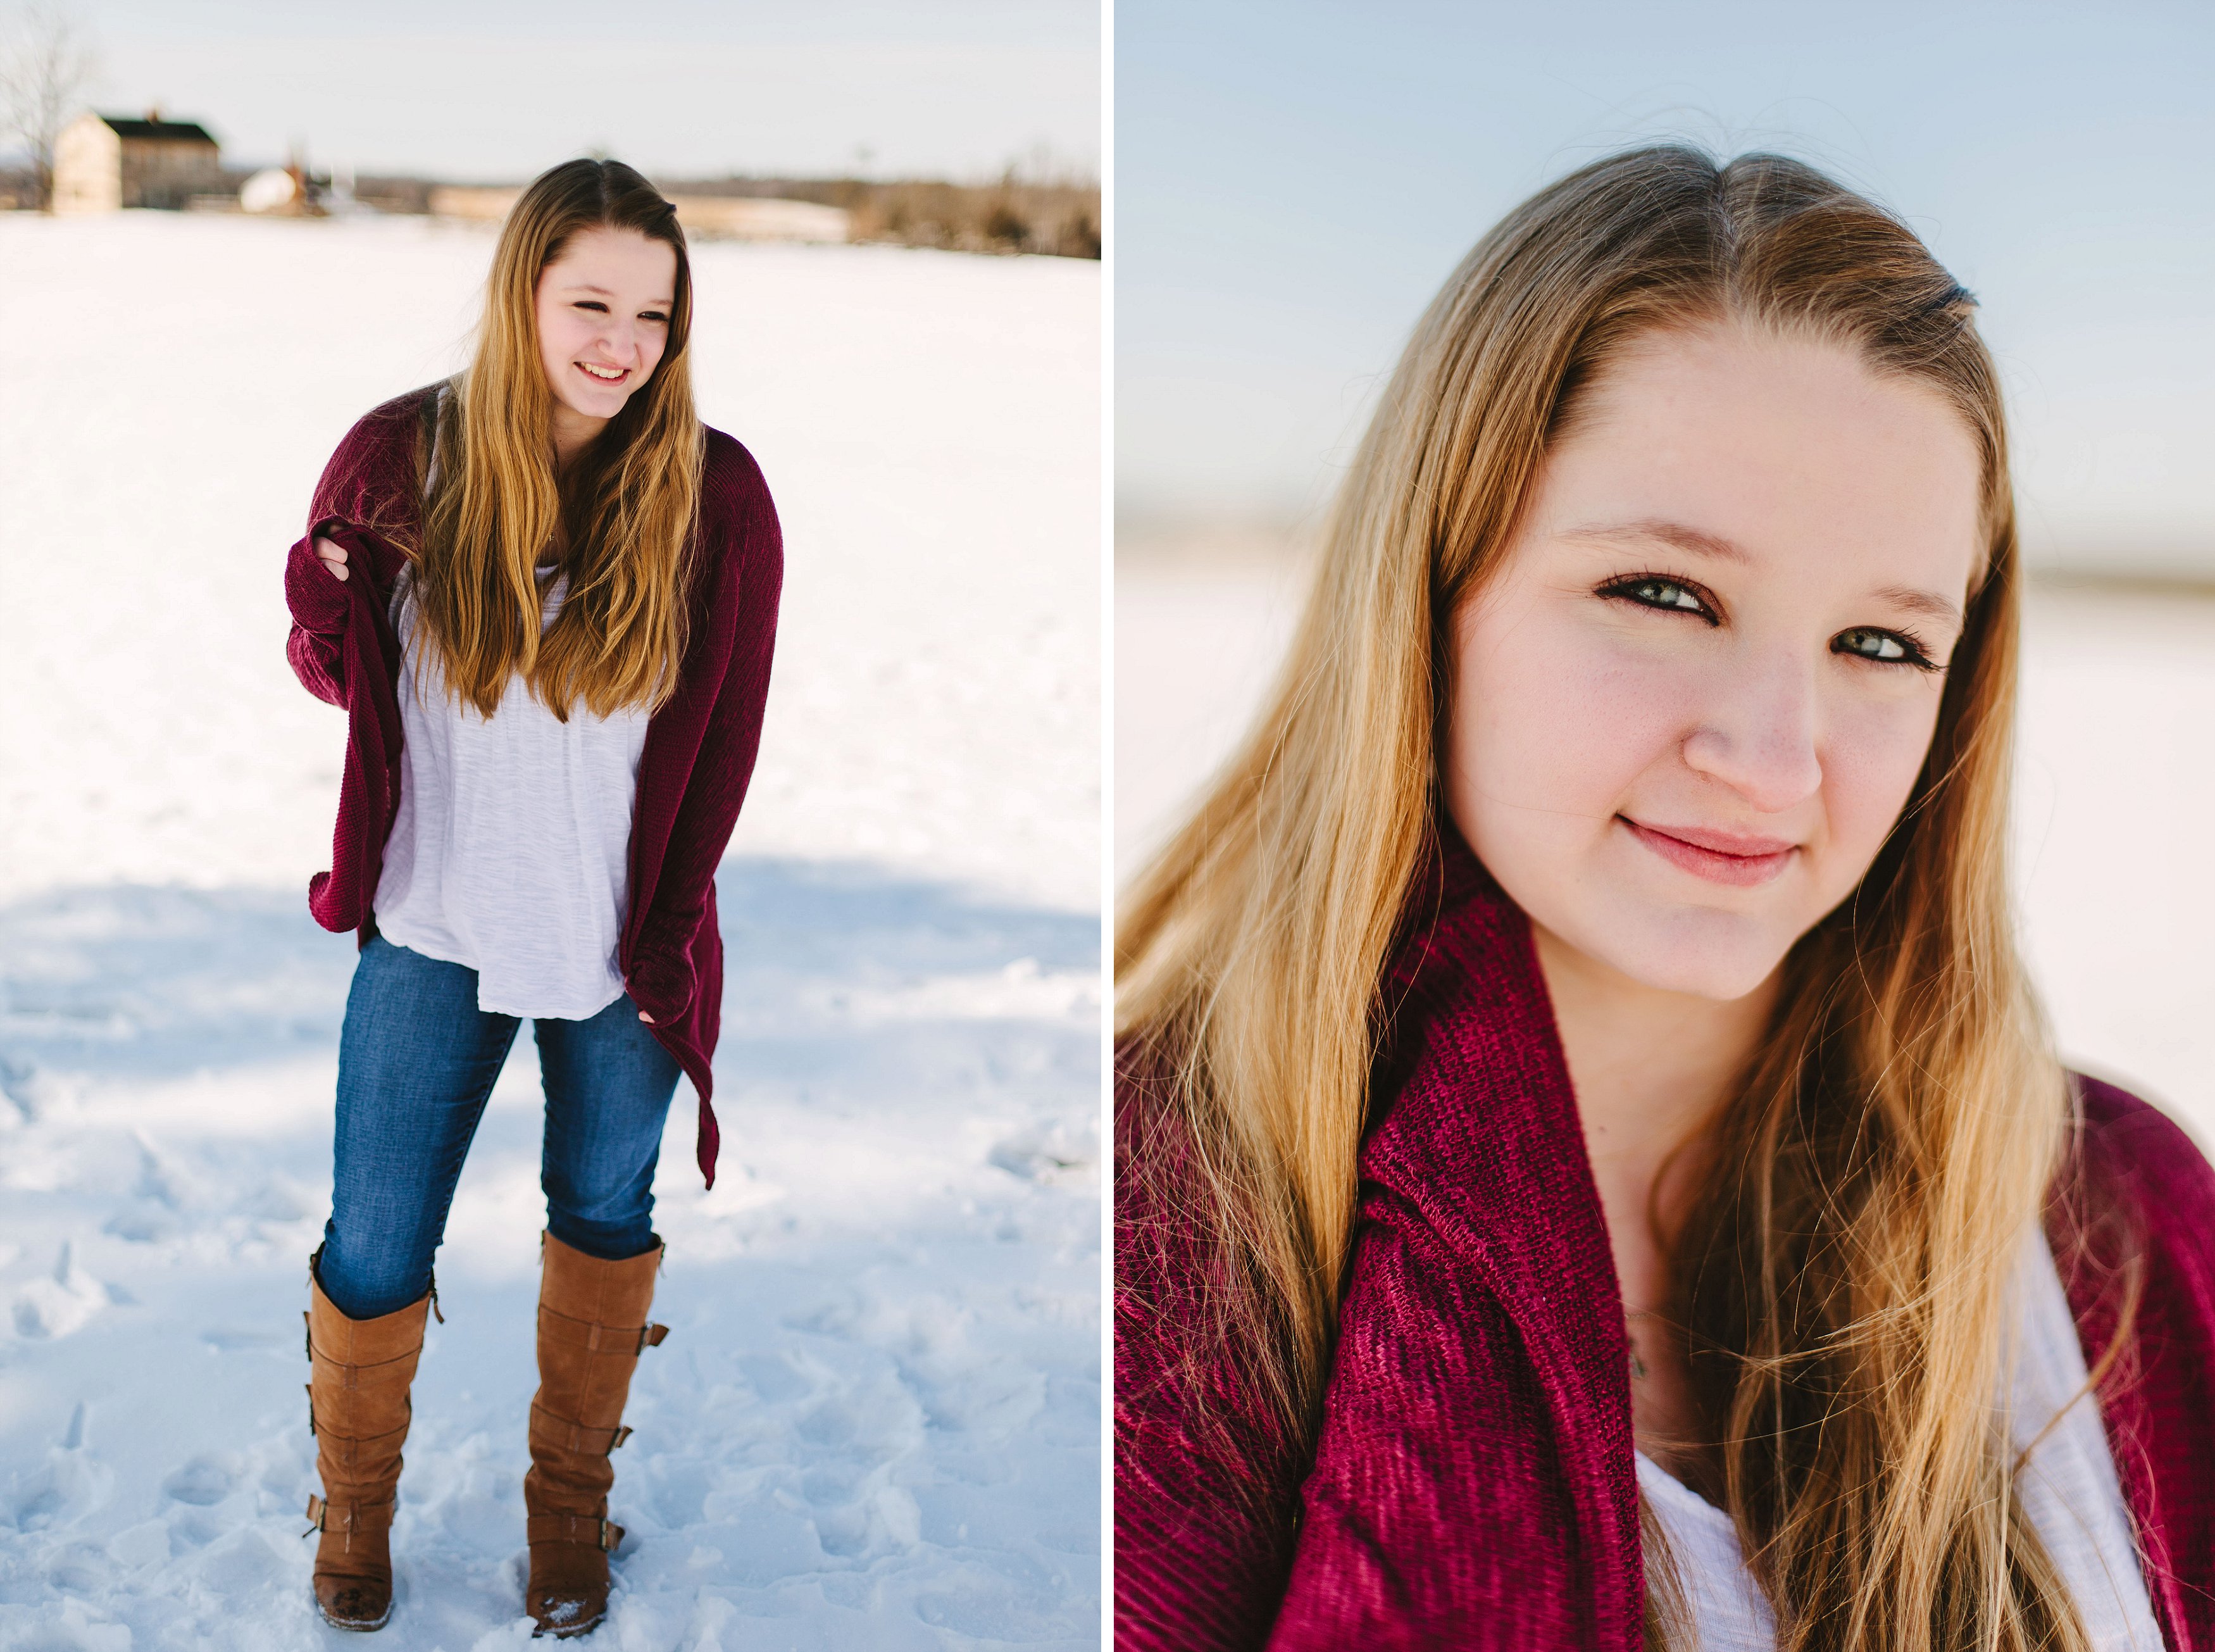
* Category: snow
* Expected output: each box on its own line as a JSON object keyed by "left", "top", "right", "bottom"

{"left": 1118, "top": 548, "right": 2215, "bottom": 1143}
{"left": 0, "top": 213, "right": 1099, "bottom": 1649}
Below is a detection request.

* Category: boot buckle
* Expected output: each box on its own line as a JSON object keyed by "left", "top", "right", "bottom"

{"left": 304, "top": 1492, "right": 327, "bottom": 1536}
{"left": 637, "top": 1322, "right": 668, "bottom": 1353}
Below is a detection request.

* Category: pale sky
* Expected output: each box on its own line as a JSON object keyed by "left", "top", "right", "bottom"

{"left": 1118, "top": 1, "right": 2215, "bottom": 572}
{"left": 61, "top": 0, "right": 1099, "bottom": 182}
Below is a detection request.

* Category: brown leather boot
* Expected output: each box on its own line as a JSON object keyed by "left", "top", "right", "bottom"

{"left": 524, "top": 1231, "right": 667, "bottom": 1638}
{"left": 303, "top": 1258, "right": 434, "bottom": 1631}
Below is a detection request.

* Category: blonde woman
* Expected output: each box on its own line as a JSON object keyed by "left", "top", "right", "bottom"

{"left": 281, "top": 158, "right": 781, "bottom": 1636}
{"left": 1116, "top": 147, "right": 2215, "bottom": 1650}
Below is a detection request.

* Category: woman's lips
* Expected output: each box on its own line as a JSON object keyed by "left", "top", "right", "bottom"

{"left": 1621, "top": 817, "right": 1798, "bottom": 888}
{"left": 576, "top": 361, "right": 630, "bottom": 385}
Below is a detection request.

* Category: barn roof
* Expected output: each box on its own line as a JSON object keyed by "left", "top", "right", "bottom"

{"left": 95, "top": 114, "right": 218, "bottom": 144}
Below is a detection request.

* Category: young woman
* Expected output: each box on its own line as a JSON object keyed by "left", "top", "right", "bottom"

{"left": 1116, "top": 147, "right": 2215, "bottom": 1651}
{"left": 281, "top": 158, "right": 782, "bottom": 1636}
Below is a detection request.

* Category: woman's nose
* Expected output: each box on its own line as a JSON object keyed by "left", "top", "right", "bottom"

{"left": 1678, "top": 646, "right": 1823, "bottom": 814}
{"left": 587, "top": 318, "right": 635, "bottom": 361}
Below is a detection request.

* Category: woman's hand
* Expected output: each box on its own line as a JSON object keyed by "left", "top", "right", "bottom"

{"left": 315, "top": 537, "right": 350, "bottom": 582}
{"left": 625, "top": 952, "right": 691, "bottom": 1028}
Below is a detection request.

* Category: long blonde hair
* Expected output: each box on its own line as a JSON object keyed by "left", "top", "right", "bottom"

{"left": 1118, "top": 146, "right": 2116, "bottom": 1650}
{"left": 411, "top": 157, "right": 703, "bottom": 720}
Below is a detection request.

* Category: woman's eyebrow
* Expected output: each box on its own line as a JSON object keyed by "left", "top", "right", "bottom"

{"left": 557, "top": 281, "right": 675, "bottom": 304}
{"left": 1563, "top": 519, "right": 1750, "bottom": 563}
{"left": 1566, "top": 520, "right": 1964, "bottom": 627}
{"left": 1873, "top": 584, "right": 1963, "bottom": 628}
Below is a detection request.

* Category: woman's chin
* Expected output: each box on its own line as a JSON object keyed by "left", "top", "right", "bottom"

{"left": 1563, "top": 908, "right": 1793, "bottom": 1004}
{"left": 562, "top": 391, "right": 628, "bottom": 422}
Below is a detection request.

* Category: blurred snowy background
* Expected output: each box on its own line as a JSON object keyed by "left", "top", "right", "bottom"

{"left": 1117, "top": 1, "right": 2215, "bottom": 1142}
{"left": 0, "top": 6, "right": 1101, "bottom": 1650}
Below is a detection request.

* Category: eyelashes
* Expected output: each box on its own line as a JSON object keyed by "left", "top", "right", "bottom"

{"left": 1594, "top": 572, "right": 1942, "bottom": 673}
{"left": 571, "top": 301, "right": 670, "bottom": 323}
{"left": 1604, "top": 575, "right": 1710, "bottom": 620}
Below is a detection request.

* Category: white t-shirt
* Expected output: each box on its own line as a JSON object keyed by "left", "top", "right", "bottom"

{"left": 371, "top": 559, "right": 651, "bottom": 1020}
{"left": 1637, "top": 1225, "right": 2161, "bottom": 1651}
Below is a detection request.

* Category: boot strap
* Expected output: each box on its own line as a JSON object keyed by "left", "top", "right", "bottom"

{"left": 528, "top": 1513, "right": 623, "bottom": 1551}
{"left": 307, "top": 1344, "right": 423, "bottom": 1384}
{"left": 303, "top": 1491, "right": 396, "bottom": 1536}
{"left": 304, "top": 1385, "right": 411, "bottom": 1451}
{"left": 529, "top": 1400, "right": 632, "bottom": 1455}
{"left": 304, "top": 1306, "right": 427, "bottom": 1366}
{"left": 539, "top": 1305, "right": 670, "bottom": 1355}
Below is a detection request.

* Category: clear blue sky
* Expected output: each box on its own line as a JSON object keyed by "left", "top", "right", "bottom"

{"left": 1117, "top": 1, "right": 2215, "bottom": 570}
{"left": 67, "top": 0, "right": 1098, "bottom": 182}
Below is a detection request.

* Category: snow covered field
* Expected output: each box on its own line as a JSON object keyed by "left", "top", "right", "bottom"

{"left": 1118, "top": 546, "right": 2215, "bottom": 1142}
{"left": 0, "top": 212, "right": 1099, "bottom": 1649}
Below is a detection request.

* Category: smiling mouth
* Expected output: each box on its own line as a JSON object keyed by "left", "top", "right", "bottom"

{"left": 576, "top": 361, "right": 629, "bottom": 384}
{"left": 1620, "top": 817, "right": 1799, "bottom": 888}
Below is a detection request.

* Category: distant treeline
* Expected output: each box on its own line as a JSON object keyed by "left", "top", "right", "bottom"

{"left": 357, "top": 172, "right": 1101, "bottom": 260}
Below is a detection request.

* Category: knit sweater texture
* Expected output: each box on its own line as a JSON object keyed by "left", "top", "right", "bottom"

{"left": 1114, "top": 832, "right": 2215, "bottom": 1649}
{"left": 282, "top": 386, "right": 783, "bottom": 1187}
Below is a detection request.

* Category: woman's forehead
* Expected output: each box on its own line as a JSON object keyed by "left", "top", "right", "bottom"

{"left": 1528, "top": 323, "right": 1984, "bottom": 603}
{"left": 542, "top": 226, "right": 677, "bottom": 296}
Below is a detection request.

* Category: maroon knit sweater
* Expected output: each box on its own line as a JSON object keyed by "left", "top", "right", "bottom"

{"left": 282, "top": 387, "right": 783, "bottom": 1187}
{"left": 1116, "top": 834, "right": 2215, "bottom": 1649}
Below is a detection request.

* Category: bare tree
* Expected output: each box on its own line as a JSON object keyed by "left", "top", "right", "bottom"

{"left": 0, "top": 3, "right": 97, "bottom": 211}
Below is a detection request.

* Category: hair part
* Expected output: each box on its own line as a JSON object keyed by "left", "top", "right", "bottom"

{"left": 1118, "top": 144, "right": 2117, "bottom": 1651}
{"left": 411, "top": 156, "right": 704, "bottom": 721}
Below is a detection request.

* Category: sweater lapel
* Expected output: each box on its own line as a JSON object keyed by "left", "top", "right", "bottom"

{"left": 1379, "top": 842, "right": 1644, "bottom": 1641}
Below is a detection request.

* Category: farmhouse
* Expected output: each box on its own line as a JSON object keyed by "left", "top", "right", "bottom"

{"left": 53, "top": 110, "right": 223, "bottom": 214}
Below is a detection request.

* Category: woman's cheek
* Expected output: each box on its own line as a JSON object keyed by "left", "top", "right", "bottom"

{"left": 1810, "top": 685, "right": 1946, "bottom": 896}
{"left": 537, "top": 308, "right": 580, "bottom": 374}
{"left": 1456, "top": 610, "right": 1703, "bottom": 844}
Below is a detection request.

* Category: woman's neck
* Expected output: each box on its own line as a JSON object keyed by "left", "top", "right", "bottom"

{"left": 1533, "top": 923, "right": 1775, "bottom": 1287}
{"left": 1533, "top": 922, "right": 1776, "bottom": 1464}
{"left": 549, "top": 403, "right": 607, "bottom": 470}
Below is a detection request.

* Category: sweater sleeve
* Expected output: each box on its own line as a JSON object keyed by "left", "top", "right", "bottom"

{"left": 2062, "top": 1076, "right": 2215, "bottom": 1648}
{"left": 282, "top": 394, "right": 425, "bottom": 706}
{"left": 625, "top": 468, "right": 784, "bottom": 1022}
{"left": 284, "top": 534, "right": 356, "bottom": 705}
{"left": 1268, "top": 1189, "right": 1605, "bottom": 1649}
{"left": 1114, "top": 1061, "right": 1304, "bottom": 1652}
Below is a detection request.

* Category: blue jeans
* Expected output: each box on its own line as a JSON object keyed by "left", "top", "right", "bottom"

{"left": 316, "top": 935, "right": 681, "bottom": 1320}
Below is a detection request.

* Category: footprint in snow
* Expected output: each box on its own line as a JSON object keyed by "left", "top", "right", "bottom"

{"left": 12, "top": 1241, "right": 108, "bottom": 1339}
{"left": 161, "top": 1454, "right": 240, "bottom": 1507}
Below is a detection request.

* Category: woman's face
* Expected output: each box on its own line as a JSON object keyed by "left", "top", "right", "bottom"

{"left": 1444, "top": 320, "right": 1985, "bottom": 1003}
{"left": 533, "top": 225, "right": 678, "bottom": 432}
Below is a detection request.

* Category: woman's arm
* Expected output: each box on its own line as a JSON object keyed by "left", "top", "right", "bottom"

{"left": 284, "top": 532, "right": 360, "bottom": 706}
{"left": 1114, "top": 1069, "right": 1304, "bottom": 1652}
{"left": 625, "top": 487, "right": 785, "bottom": 1023}
{"left": 282, "top": 391, "right": 428, "bottom": 706}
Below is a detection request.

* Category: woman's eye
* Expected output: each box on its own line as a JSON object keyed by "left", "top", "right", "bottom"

{"left": 1833, "top": 627, "right": 1938, "bottom": 670}
{"left": 575, "top": 301, "right": 608, "bottom": 313}
{"left": 1602, "top": 577, "right": 1713, "bottom": 620}
{"left": 640, "top": 311, "right": 668, "bottom": 325}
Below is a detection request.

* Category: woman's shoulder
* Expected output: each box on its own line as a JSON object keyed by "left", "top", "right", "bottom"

{"left": 311, "top": 384, "right": 439, "bottom": 530}
{"left": 1114, "top": 1035, "right": 1244, "bottom": 1325}
{"left": 689, "top": 427, "right": 782, "bottom": 601}
{"left": 1114, "top": 1036, "right": 1201, "bottom": 1227}
{"left": 697, "top": 426, "right": 775, "bottom": 521}
{"left": 2069, "top": 1072, "right": 2215, "bottom": 1230}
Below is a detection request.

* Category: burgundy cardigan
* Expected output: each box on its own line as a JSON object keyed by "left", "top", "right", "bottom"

{"left": 282, "top": 387, "right": 783, "bottom": 1187}
{"left": 1116, "top": 836, "right": 2215, "bottom": 1649}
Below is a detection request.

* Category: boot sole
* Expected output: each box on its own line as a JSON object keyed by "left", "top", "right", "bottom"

{"left": 532, "top": 1611, "right": 606, "bottom": 1639}
{"left": 313, "top": 1596, "right": 393, "bottom": 1632}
